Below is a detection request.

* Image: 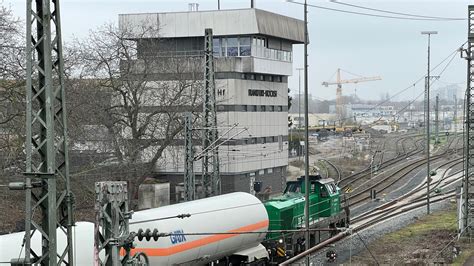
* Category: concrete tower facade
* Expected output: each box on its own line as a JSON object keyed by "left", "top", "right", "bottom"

{"left": 119, "top": 8, "right": 305, "bottom": 201}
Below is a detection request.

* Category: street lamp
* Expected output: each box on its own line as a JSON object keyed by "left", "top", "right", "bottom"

{"left": 421, "top": 30, "right": 437, "bottom": 215}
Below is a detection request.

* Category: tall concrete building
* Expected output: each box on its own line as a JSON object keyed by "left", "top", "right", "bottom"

{"left": 119, "top": 8, "right": 305, "bottom": 201}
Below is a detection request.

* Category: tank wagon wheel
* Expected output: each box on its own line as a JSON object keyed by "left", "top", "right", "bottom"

{"left": 132, "top": 252, "right": 150, "bottom": 266}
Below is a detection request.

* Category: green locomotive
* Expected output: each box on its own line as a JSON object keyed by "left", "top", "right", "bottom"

{"left": 262, "top": 175, "right": 349, "bottom": 262}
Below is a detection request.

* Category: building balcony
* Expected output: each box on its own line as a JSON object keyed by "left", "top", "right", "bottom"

{"left": 122, "top": 54, "right": 293, "bottom": 77}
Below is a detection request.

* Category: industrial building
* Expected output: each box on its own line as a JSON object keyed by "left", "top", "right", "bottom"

{"left": 119, "top": 8, "right": 305, "bottom": 201}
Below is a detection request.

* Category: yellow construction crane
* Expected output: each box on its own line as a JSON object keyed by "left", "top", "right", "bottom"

{"left": 322, "top": 68, "right": 381, "bottom": 125}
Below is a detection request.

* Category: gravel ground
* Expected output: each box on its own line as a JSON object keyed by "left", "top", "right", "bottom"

{"left": 290, "top": 199, "right": 452, "bottom": 265}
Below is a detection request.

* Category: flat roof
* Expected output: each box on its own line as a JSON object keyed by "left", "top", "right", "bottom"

{"left": 119, "top": 8, "right": 305, "bottom": 43}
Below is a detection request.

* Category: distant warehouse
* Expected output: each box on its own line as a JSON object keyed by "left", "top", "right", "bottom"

{"left": 119, "top": 8, "right": 305, "bottom": 201}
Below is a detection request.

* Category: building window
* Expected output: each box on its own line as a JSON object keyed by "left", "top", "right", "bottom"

{"left": 221, "top": 38, "right": 227, "bottom": 56}
{"left": 245, "top": 73, "right": 256, "bottom": 80}
{"left": 267, "top": 168, "right": 273, "bottom": 174}
{"left": 227, "top": 37, "right": 238, "bottom": 56}
{"left": 278, "top": 135, "right": 283, "bottom": 151}
{"left": 213, "top": 38, "right": 221, "bottom": 56}
{"left": 275, "top": 76, "right": 282, "bottom": 82}
{"left": 239, "top": 37, "right": 251, "bottom": 56}
{"left": 258, "top": 169, "right": 265, "bottom": 175}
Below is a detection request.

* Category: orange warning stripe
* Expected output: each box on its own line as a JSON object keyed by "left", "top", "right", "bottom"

{"left": 123, "top": 220, "right": 269, "bottom": 257}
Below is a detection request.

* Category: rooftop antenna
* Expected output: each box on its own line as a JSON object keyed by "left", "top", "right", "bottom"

{"left": 189, "top": 3, "right": 199, "bottom": 11}
{"left": 251, "top": 0, "right": 255, "bottom": 8}
{"left": 218, "top": 0, "right": 221, "bottom": 10}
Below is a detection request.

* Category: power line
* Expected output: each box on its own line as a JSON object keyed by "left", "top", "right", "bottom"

{"left": 330, "top": 0, "right": 466, "bottom": 21}
{"left": 316, "top": 43, "right": 465, "bottom": 126}
{"left": 356, "top": 231, "right": 380, "bottom": 266}
{"left": 287, "top": 1, "right": 466, "bottom": 21}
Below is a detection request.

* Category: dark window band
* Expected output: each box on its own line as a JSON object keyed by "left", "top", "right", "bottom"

{"left": 143, "top": 135, "right": 288, "bottom": 146}
{"left": 217, "top": 105, "right": 288, "bottom": 112}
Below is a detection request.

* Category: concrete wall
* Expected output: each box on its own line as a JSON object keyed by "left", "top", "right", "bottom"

{"left": 138, "top": 182, "right": 170, "bottom": 209}
{"left": 125, "top": 56, "right": 292, "bottom": 76}
{"left": 156, "top": 165, "right": 286, "bottom": 203}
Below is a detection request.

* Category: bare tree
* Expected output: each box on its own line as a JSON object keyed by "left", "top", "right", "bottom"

{"left": 0, "top": 3, "right": 26, "bottom": 173}
{"left": 73, "top": 22, "right": 203, "bottom": 205}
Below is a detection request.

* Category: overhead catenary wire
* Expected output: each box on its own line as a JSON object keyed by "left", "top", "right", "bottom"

{"left": 287, "top": 0, "right": 466, "bottom": 21}
{"left": 330, "top": 0, "right": 466, "bottom": 21}
{"left": 355, "top": 231, "right": 380, "bottom": 266}
{"left": 156, "top": 227, "right": 340, "bottom": 237}
{"left": 308, "top": 43, "right": 465, "bottom": 126}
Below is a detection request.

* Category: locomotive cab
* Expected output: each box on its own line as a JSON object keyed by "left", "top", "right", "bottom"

{"left": 262, "top": 176, "right": 346, "bottom": 263}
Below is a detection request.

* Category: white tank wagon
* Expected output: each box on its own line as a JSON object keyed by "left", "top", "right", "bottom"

{"left": 0, "top": 222, "right": 95, "bottom": 264}
{"left": 0, "top": 192, "right": 269, "bottom": 265}
{"left": 129, "top": 192, "right": 269, "bottom": 265}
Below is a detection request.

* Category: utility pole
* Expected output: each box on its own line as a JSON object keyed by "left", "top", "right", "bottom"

{"left": 435, "top": 94, "right": 440, "bottom": 144}
{"left": 421, "top": 30, "right": 437, "bottom": 215}
{"left": 303, "top": 0, "right": 310, "bottom": 264}
{"left": 8, "top": 0, "right": 74, "bottom": 264}
{"left": 202, "top": 28, "right": 220, "bottom": 198}
{"left": 297, "top": 67, "right": 304, "bottom": 129}
{"left": 184, "top": 112, "right": 195, "bottom": 201}
{"left": 297, "top": 67, "right": 303, "bottom": 161}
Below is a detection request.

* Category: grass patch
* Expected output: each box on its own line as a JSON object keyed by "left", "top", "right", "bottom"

{"left": 352, "top": 207, "right": 460, "bottom": 265}
{"left": 386, "top": 209, "right": 457, "bottom": 241}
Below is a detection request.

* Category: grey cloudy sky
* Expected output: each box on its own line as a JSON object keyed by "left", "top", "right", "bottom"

{"left": 3, "top": 0, "right": 469, "bottom": 101}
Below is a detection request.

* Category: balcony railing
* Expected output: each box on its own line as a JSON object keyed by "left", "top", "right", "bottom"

{"left": 257, "top": 47, "right": 292, "bottom": 62}
{"left": 140, "top": 48, "right": 292, "bottom": 62}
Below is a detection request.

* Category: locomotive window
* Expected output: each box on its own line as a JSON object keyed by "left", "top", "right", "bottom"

{"left": 327, "top": 184, "right": 337, "bottom": 195}
{"left": 311, "top": 183, "right": 316, "bottom": 192}
{"left": 320, "top": 186, "right": 328, "bottom": 198}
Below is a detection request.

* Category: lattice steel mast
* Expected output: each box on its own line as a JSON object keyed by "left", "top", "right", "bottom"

{"left": 15, "top": 0, "right": 74, "bottom": 264}
{"left": 435, "top": 94, "right": 439, "bottom": 143}
{"left": 201, "top": 28, "right": 220, "bottom": 198}
{"left": 462, "top": 5, "right": 474, "bottom": 235}
{"left": 184, "top": 112, "right": 195, "bottom": 201}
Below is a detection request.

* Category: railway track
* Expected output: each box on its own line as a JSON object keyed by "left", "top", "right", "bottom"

{"left": 347, "top": 151, "right": 462, "bottom": 207}
{"left": 282, "top": 136, "right": 463, "bottom": 265}
{"left": 318, "top": 159, "right": 341, "bottom": 182}
{"left": 351, "top": 157, "right": 463, "bottom": 224}
{"left": 349, "top": 133, "right": 459, "bottom": 188}
{"left": 282, "top": 158, "right": 463, "bottom": 265}
{"left": 338, "top": 134, "right": 426, "bottom": 189}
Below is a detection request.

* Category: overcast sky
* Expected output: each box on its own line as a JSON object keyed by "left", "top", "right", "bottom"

{"left": 3, "top": 0, "right": 469, "bottom": 101}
